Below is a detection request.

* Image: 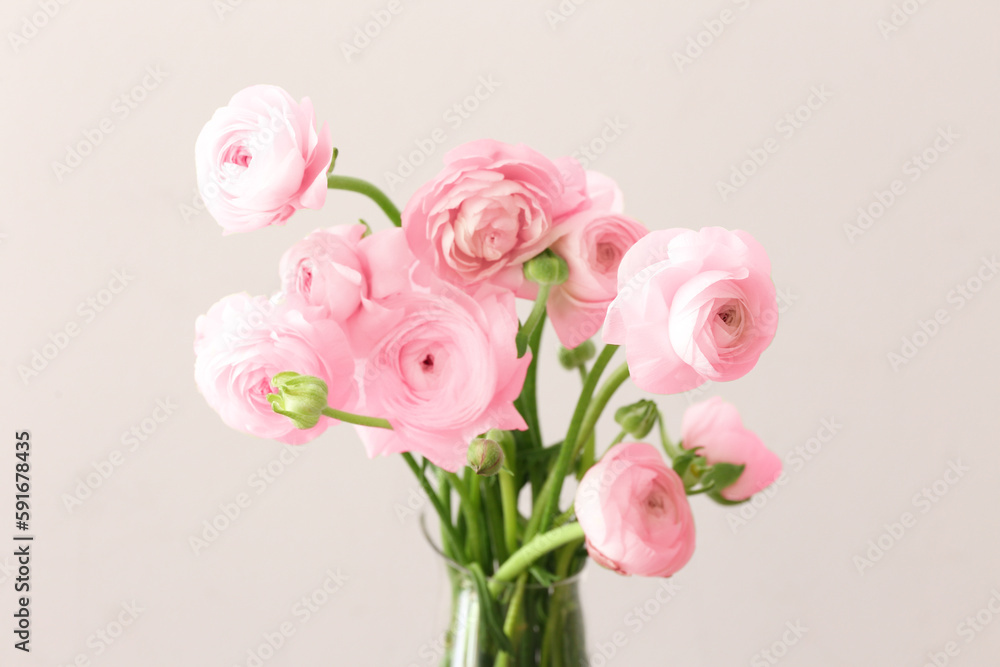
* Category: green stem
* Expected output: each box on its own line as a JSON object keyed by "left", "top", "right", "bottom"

{"left": 610, "top": 428, "right": 628, "bottom": 446}
{"left": 448, "top": 472, "right": 485, "bottom": 566}
{"left": 321, "top": 407, "right": 392, "bottom": 429}
{"left": 489, "top": 523, "right": 585, "bottom": 595}
{"left": 573, "top": 361, "right": 631, "bottom": 456}
{"left": 499, "top": 471, "right": 519, "bottom": 556}
{"left": 659, "top": 414, "right": 683, "bottom": 459}
{"left": 326, "top": 174, "right": 401, "bottom": 226}
{"left": 527, "top": 345, "right": 619, "bottom": 540}
{"left": 520, "top": 283, "right": 551, "bottom": 344}
{"left": 495, "top": 573, "right": 528, "bottom": 667}
{"left": 401, "top": 453, "right": 462, "bottom": 562}
{"left": 516, "top": 294, "right": 548, "bottom": 451}
{"left": 483, "top": 478, "right": 507, "bottom": 567}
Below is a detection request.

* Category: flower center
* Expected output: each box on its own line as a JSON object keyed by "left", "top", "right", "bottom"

{"left": 421, "top": 353, "right": 435, "bottom": 372}
{"left": 296, "top": 260, "right": 314, "bottom": 295}
{"left": 593, "top": 240, "right": 621, "bottom": 274}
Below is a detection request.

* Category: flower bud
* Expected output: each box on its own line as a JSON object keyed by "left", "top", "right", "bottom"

{"left": 523, "top": 250, "right": 569, "bottom": 286}
{"left": 614, "top": 400, "right": 658, "bottom": 439}
{"left": 467, "top": 437, "right": 505, "bottom": 476}
{"left": 557, "top": 340, "right": 596, "bottom": 370}
{"left": 267, "top": 372, "right": 329, "bottom": 430}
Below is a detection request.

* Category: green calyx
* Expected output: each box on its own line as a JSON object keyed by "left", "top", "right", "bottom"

{"left": 267, "top": 372, "right": 329, "bottom": 430}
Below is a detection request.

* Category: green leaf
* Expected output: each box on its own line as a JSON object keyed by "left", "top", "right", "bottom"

{"left": 704, "top": 463, "right": 746, "bottom": 491}
{"left": 515, "top": 330, "right": 529, "bottom": 357}
{"left": 468, "top": 563, "right": 513, "bottom": 654}
{"left": 671, "top": 450, "right": 700, "bottom": 478}
{"left": 708, "top": 490, "right": 749, "bottom": 506}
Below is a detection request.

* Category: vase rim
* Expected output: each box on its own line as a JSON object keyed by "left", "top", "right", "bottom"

{"left": 419, "top": 512, "right": 585, "bottom": 590}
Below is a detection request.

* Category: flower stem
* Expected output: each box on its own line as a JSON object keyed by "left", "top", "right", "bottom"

{"left": 320, "top": 407, "right": 392, "bottom": 429}
{"left": 499, "top": 471, "right": 519, "bottom": 556}
{"left": 401, "top": 453, "right": 462, "bottom": 561}
{"left": 527, "top": 345, "right": 619, "bottom": 540}
{"left": 573, "top": 361, "right": 631, "bottom": 454}
{"left": 326, "top": 174, "right": 401, "bottom": 227}
{"left": 489, "top": 523, "right": 585, "bottom": 595}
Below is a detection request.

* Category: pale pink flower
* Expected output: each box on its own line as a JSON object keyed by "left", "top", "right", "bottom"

{"left": 576, "top": 442, "right": 696, "bottom": 577}
{"left": 195, "top": 85, "right": 332, "bottom": 233}
{"left": 603, "top": 227, "right": 778, "bottom": 394}
{"left": 548, "top": 209, "right": 648, "bottom": 349}
{"left": 194, "top": 293, "right": 355, "bottom": 444}
{"left": 353, "top": 280, "right": 530, "bottom": 472}
{"left": 681, "top": 397, "right": 781, "bottom": 502}
{"left": 280, "top": 224, "right": 367, "bottom": 322}
{"left": 403, "top": 140, "right": 588, "bottom": 293}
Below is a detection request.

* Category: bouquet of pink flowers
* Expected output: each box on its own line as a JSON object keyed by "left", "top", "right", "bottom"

{"left": 193, "top": 85, "right": 782, "bottom": 666}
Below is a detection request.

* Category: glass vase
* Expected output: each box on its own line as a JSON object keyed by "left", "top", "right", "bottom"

{"left": 423, "top": 518, "right": 589, "bottom": 666}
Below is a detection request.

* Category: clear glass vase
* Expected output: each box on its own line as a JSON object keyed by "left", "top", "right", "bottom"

{"left": 423, "top": 518, "right": 589, "bottom": 666}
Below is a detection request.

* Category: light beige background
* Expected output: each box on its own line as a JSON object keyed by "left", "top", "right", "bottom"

{"left": 2, "top": 1, "right": 999, "bottom": 665}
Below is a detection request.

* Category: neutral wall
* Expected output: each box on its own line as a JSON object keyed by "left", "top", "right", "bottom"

{"left": 2, "top": 1, "right": 999, "bottom": 665}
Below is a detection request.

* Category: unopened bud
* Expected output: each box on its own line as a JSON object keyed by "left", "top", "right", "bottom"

{"left": 558, "top": 340, "right": 596, "bottom": 369}
{"left": 467, "top": 438, "right": 505, "bottom": 477}
{"left": 614, "top": 400, "right": 658, "bottom": 439}
{"left": 523, "top": 250, "right": 569, "bottom": 286}
{"left": 267, "top": 372, "right": 329, "bottom": 430}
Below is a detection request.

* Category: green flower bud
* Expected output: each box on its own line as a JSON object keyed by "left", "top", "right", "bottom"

{"left": 523, "top": 250, "right": 569, "bottom": 286}
{"left": 557, "top": 340, "right": 596, "bottom": 370}
{"left": 467, "top": 437, "right": 505, "bottom": 477}
{"left": 614, "top": 400, "right": 659, "bottom": 439}
{"left": 267, "top": 372, "right": 329, "bottom": 430}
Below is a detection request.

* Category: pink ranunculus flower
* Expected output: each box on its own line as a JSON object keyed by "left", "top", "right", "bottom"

{"left": 280, "top": 224, "right": 367, "bottom": 322}
{"left": 575, "top": 442, "right": 696, "bottom": 578}
{"left": 548, "top": 209, "right": 648, "bottom": 349}
{"left": 584, "top": 170, "right": 624, "bottom": 214}
{"left": 193, "top": 293, "right": 355, "bottom": 444}
{"left": 681, "top": 397, "right": 782, "bottom": 502}
{"left": 195, "top": 85, "right": 333, "bottom": 234}
{"left": 603, "top": 227, "right": 778, "bottom": 394}
{"left": 403, "top": 140, "right": 588, "bottom": 293}
{"left": 354, "top": 281, "right": 530, "bottom": 472}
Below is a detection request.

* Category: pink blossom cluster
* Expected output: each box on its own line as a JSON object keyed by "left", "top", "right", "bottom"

{"left": 192, "top": 85, "right": 784, "bottom": 578}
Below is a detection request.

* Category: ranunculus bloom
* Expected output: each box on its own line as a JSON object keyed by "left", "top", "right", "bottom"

{"left": 195, "top": 85, "right": 333, "bottom": 234}
{"left": 681, "top": 397, "right": 782, "bottom": 502}
{"left": 280, "top": 224, "right": 367, "bottom": 322}
{"left": 603, "top": 227, "right": 778, "bottom": 394}
{"left": 403, "top": 140, "right": 588, "bottom": 293}
{"left": 548, "top": 210, "right": 648, "bottom": 349}
{"left": 584, "top": 170, "right": 624, "bottom": 214}
{"left": 354, "top": 282, "right": 530, "bottom": 472}
{"left": 575, "top": 442, "right": 695, "bottom": 577}
{"left": 194, "top": 293, "right": 355, "bottom": 444}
